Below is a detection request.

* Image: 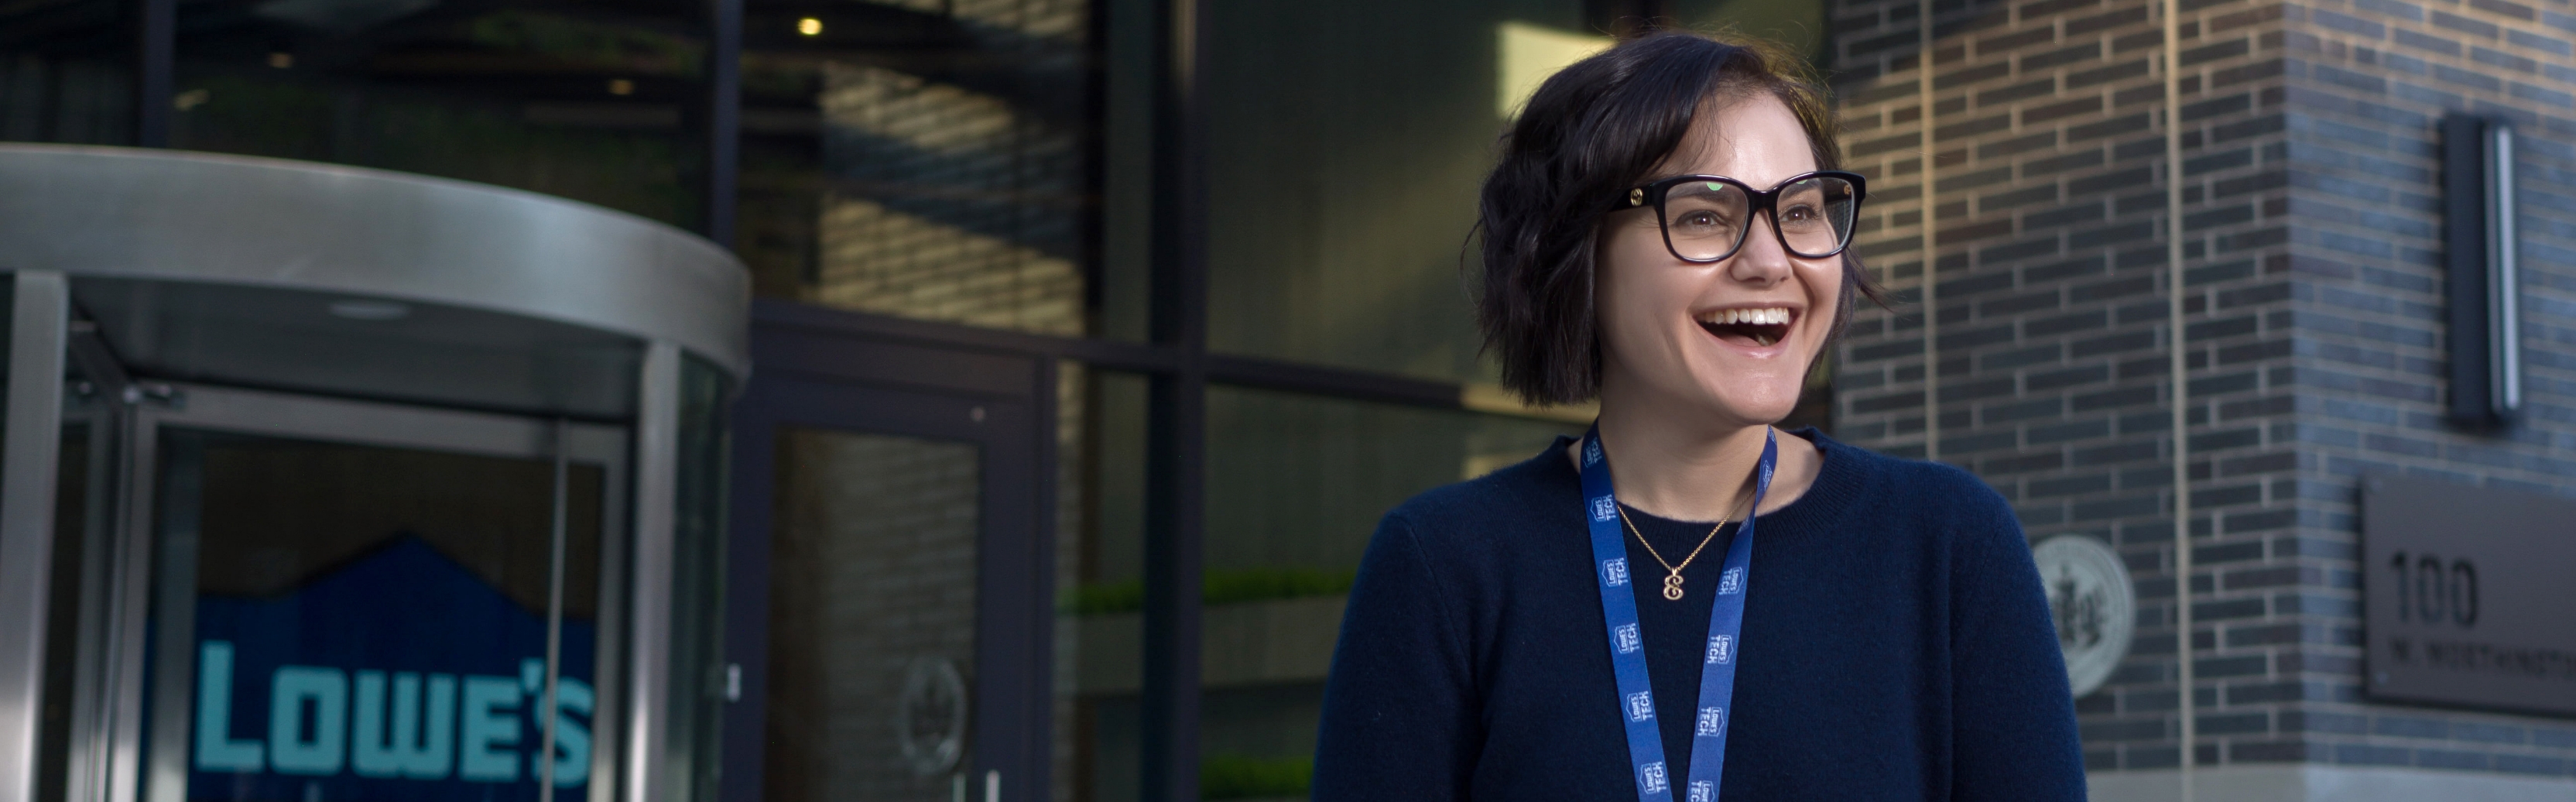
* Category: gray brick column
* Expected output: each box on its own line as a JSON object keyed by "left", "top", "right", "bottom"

{"left": 1826, "top": 0, "right": 2576, "bottom": 788}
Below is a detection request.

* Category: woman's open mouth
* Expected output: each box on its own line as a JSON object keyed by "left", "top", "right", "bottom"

{"left": 1697, "top": 307, "right": 1797, "bottom": 348}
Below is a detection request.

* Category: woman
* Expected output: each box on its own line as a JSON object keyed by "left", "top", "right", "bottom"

{"left": 1310, "top": 32, "right": 2085, "bottom": 800}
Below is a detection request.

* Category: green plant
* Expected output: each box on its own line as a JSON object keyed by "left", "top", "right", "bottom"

{"left": 1062, "top": 567, "right": 1358, "bottom": 615}
{"left": 1199, "top": 753, "right": 1313, "bottom": 800}
{"left": 1066, "top": 578, "right": 1146, "bottom": 615}
{"left": 1204, "top": 566, "right": 1354, "bottom": 606}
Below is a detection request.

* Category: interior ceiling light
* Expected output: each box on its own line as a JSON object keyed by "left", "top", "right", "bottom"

{"left": 608, "top": 78, "right": 635, "bottom": 95}
{"left": 797, "top": 17, "right": 823, "bottom": 36}
{"left": 327, "top": 300, "right": 410, "bottom": 320}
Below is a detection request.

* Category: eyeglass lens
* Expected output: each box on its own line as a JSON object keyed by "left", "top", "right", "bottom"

{"left": 1661, "top": 175, "right": 1858, "bottom": 260}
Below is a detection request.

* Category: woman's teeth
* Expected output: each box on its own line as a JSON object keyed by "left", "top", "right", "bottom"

{"left": 1698, "top": 307, "right": 1794, "bottom": 346}
{"left": 1705, "top": 307, "right": 1791, "bottom": 325}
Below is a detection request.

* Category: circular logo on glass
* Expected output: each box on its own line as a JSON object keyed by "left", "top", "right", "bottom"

{"left": 2033, "top": 534, "right": 2135, "bottom": 698}
{"left": 897, "top": 656, "right": 969, "bottom": 776}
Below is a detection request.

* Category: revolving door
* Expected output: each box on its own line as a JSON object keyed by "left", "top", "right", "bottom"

{"left": 0, "top": 146, "right": 748, "bottom": 802}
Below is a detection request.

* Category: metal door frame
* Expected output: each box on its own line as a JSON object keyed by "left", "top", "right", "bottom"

{"left": 721, "top": 300, "right": 1058, "bottom": 802}
{"left": 61, "top": 382, "right": 633, "bottom": 802}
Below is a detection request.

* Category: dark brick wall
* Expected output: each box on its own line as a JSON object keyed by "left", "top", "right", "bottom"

{"left": 1828, "top": 0, "right": 2576, "bottom": 782}
{"left": 2264, "top": 0, "right": 2576, "bottom": 778}
{"left": 1824, "top": 0, "right": 2576, "bottom": 783}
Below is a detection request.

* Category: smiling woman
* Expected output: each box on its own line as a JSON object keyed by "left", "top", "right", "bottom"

{"left": 1310, "top": 30, "right": 2086, "bottom": 802}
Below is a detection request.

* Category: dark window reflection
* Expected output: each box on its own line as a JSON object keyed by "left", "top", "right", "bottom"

{"left": 1196, "top": 385, "right": 1580, "bottom": 798}
{"left": 0, "top": 0, "right": 136, "bottom": 144}
{"left": 168, "top": 0, "right": 708, "bottom": 227}
{"left": 736, "top": 0, "right": 1099, "bottom": 336}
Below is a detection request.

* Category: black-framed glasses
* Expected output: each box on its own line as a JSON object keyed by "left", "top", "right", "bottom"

{"left": 1619, "top": 170, "right": 1867, "bottom": 263}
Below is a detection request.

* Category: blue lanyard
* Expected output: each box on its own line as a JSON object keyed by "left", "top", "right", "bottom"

{"left": 1578, "top": 426, "right": 1775, "bottom": 802}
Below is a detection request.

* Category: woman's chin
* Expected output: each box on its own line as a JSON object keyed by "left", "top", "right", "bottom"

{"left": 1686, "top": 389, "right": 1802, "bottom": 427}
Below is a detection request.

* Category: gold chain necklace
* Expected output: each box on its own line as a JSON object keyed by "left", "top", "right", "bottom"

{"left": 1616, "top": 492, "right": 1752, "bottom": 601}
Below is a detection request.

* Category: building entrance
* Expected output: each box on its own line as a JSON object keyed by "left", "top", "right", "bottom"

{"left": 0, "top": 145, "right": 750, "bottom": 802}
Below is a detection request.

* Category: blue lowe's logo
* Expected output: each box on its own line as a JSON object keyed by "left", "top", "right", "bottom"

{"left": 1614, "top": 623, "right": 1641, "bottom": 654}
{"left": 1590, "top": 496, "right": 1616, "bottom": 522}
{"left": 1718, "top": 567, "right": 1744, "bottom": 595}
{"left": 1602, "top": 558, "right": 1629, "bottom": 586}
{"left": 1707, "top": 634, "right": 1733, "bottom": 664}
{"left": 1688, "top": 780, "right": 1714, "bottom": 802}
{"left": 190, "top": 539, "right": 592, "bottom": 802}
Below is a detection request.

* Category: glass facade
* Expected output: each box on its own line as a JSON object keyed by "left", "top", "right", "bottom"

{"left": 1205, "top": 0, "right": 1588, "bottom": 383}
{"left": 735, "top": 0, "right": 1104, "bottom": 336}
{"left": 166, "top": 0, "right": 707, "bottom": 227}
{"left": 1199, "top": 0, "right": 1824, "bottom": 385}
{"left": 764, "top": 427, "right": 981, "bottom": 799}
{"left": 1061, "top": 368, "right": 1146, "bottom": 802}
{"left": 39, "top": 337, "right": 108, "bottom": 802}
{"left": 1058, "top": 381, "right": 1579, "bottom": 801}
{"left": 1200, "top": 388, "right": 1576, "bottom": 798}
{"left": 36, "top": 420, "right": 87, "bottom": 802}
{"left": 664, "top": 356, "right": 734, "bottom": 802}
{"left": 0, "top": 0, "right": 134, "bottom": 146}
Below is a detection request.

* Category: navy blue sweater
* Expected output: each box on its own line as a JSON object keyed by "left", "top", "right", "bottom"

{"left": 1311, "top": 430, "right": 2084, "bottom": 800}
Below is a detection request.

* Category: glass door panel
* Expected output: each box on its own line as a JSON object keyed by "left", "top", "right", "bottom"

{"left": 764, "top": 427, "right": 981, "bottom": 802}
{"left": 128, "top": 389, "right": 625, "bottom": 802}
{"left": 723, "top": 345, "right": 1053, "bottom": 802}
{"left": 37, "top": 417, "right": 98, "bottom": 802}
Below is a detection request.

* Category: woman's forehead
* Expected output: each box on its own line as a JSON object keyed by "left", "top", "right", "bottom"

{"left": 1649, "top": 94, "right": 1817, "bottom": 187}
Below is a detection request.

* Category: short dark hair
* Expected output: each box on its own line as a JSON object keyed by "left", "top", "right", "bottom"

{"left": 1473, "top": 31, "right": 1885, "bottom": 406}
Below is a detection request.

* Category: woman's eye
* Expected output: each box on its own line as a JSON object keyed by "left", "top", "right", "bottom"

{"left": 1782, "top": 204, "right": 1817, "bottom": 221}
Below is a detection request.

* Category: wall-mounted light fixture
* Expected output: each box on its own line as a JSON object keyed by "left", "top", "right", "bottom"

{"left": 2444, "top": 112, "right": 2521, "bottom": 426}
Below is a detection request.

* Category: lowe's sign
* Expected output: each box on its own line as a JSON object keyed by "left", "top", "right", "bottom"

{"left": 190, "top": 539, "right": 594, "bottom": 802}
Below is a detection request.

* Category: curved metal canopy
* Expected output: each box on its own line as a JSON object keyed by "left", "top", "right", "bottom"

{"left": 0, "top": 144, "right": 749, "bottom": 381}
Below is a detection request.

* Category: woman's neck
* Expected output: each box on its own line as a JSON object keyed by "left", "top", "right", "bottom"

{"left": 1567, "top": 390, "right": 1825, "bottom": 522}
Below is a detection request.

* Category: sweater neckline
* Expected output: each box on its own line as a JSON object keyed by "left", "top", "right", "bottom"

{"left": 1543, "top": 427, "right": 1875, "bottom": 536}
